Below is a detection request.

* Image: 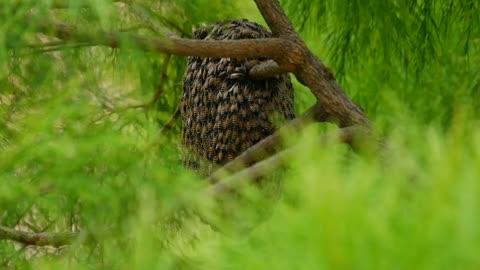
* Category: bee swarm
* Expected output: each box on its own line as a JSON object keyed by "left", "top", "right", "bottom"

{"left": 181, "top": 19, "right": 295, "bottom": 175}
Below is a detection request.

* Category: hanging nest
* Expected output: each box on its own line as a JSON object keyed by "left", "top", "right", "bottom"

{"left": 181, "top": 19, "right": 296, "bottom": 176}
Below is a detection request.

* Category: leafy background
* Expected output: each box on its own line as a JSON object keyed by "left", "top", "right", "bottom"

{"left": 0, "top": 0, "right": 479, "bottom": 269}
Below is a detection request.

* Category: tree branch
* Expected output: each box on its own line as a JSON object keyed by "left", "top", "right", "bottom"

{"left": 254, "top": 0, "right": 297, "bottom": 37}
{"left": 254, "top": 0, "right": 370, "bottom": 127}
{"left": 31, "top": 19, "right": 288, "bottom": 60}
{"left": 298, "top": 58, "right": 371, "bottom": 127}
{"left": 207, "top": 125, "right": 365, "bottom": 196}
{"left": 207, "top": 147, "right": 294, "bottom": 196}
{"left": 207, "top": 105, "right": 330, "bottom": 183}
{"left": 249, "top": 60, "right": 286, "bottom": 80}
{"left": 0, "top": 225, "right": 77, "bottom": 247}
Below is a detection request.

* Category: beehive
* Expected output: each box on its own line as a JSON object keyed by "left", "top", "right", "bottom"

{"left": 181, "top": 19, "right": 295, "bottom": 175}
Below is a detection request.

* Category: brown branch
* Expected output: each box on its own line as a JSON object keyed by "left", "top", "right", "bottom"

{"left": 253, "top": 0, "right": 370, "bottom": 127}
{"left": 33, "top": 19, "right": 287, "bottom": 59}
{"left": 249, "top": 60, "right": 286, "bottom": 80}
{"left": 298, "top": 58, "right": 371, "bottom": 127}
{"left": 0, "top": 225, "right": 77, "bottom": 247}
{"left": 207, "top": 147, "right": 294, "bottom": 196}
{"left": 207, "top": 125, "right": 366, "bottom": 196}
{"left": 207, "top": 105, "right": 328, "bottom": 183}
{"left": 254, "top": 0, "right": 297, "bottom": 37}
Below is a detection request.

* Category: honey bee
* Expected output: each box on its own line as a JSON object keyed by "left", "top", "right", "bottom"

{"left": 240, "top": 108, "right": 248, "bottom": 118}
{"left": 231, "top": 129, "right": 238, "bottom": 139}
{"left": 230, "top": 103, "right": 238, "bottom": 112}
{"left": 240, "top": 143, "right": 248, "bottom": 152}
{"left": 190, "top": 61, "right": 197, "bottom": 71}
{"left": 250, "top": 103, "right": 260, "bottom": 112}
{"left": 198, "top": 110, "right": 204, "bottom": 120}
{"left": 222, "top": 143, "right": 229, "bottom": 151}
{"left": 245, "top": 119, "right": 253, "bottom": 131}
{"left": 210, "top": 77, "right": 220, "bottom": 88}
{"left": 260, "top": 91, "right": 269, "bottom": 98}
{"left": 234, "top": 135, "right": 241, "bottom": 146}
{"left": 229, "top": 73, "right": 243, "bottom": 79}
{"left": 223, "top": 90, "right": 229, "bottom": 99}
{"left": 220, "top": 119, "right": 228, "bottom": 129}
{"left": 247, "top": 59, "right": 259, "bottom": 68}
{"left": 195, "top": 123, "right": 202, "bottom": 133}
{"left": 207, "top": 62, "right": 217, "bottom": 75}
{"left": 223, "top": 116, "right": 232, "bottom": 127}
{"left": 216, "top": 91, "right": 223, "bottom": 100}
{"left": 231, "top": 115, "right": 238, "bottom": 126}
{"left": 237, "top": 94, "right": 244, "bottom": 103}
{"left": 235, "top": 66, "right": 246, "bottom": 73}
{"left": 208, "top": 146, "right": 214, "bottom": 159}
{"left": 253, "top": 130, "right": 262, "bottom": 141}
{"left": 218, "top": 104, "right": 226, "bottom": 115}
{"left": 233, "top": 85, "right": 239, "bottom": 95}
{"left": 217, "top": 131, "right": 224, "bottom": 141}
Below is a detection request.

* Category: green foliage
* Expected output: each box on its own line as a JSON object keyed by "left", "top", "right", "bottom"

{"left": 1, "top": 0, "right": 480, "bottom": 269}
{"left": 283, "top": 0, "right": 480, "bottom": 72}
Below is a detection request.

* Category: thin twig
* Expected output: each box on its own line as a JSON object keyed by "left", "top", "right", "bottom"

{"left": 91, "top": 104, "right": 148, "bottom": 124}
{"left": 151, "top": 54, "right": 172, "bottom": 106}
{"left": 159, "top": 104, "right": 181, "bottom": 135}
{"left": 17, "top": 43, "right": 97, "bottom": 56}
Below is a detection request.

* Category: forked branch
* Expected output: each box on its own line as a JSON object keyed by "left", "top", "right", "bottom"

{"left": 27, "top": 0, "right": 370, "bottom": 128}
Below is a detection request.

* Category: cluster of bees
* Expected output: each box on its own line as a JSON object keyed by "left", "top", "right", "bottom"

{"left": 181, "top": 19, "right": 296, "bottom": 175}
